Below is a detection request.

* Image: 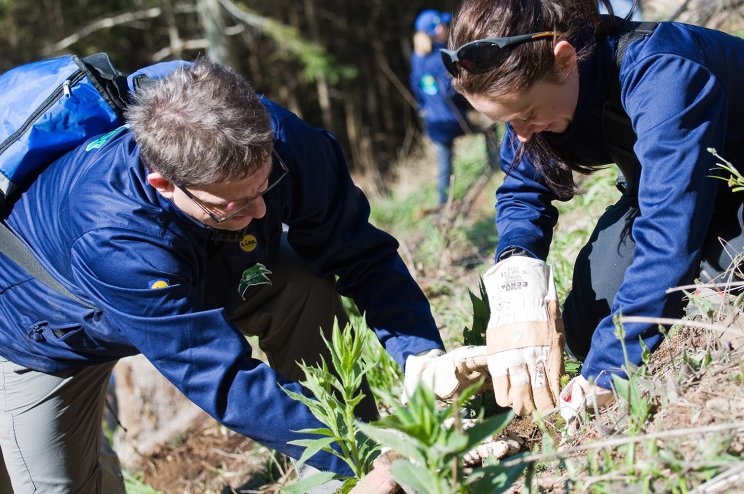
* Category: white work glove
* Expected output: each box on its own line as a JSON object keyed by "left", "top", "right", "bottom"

{"left": 403, "top": 346, "right": 490, "bottom": 403}
{"left": 559, "top": 375, "right": 615, "bottom": 435}
{"left": 484, "top": 256, "right": 565, "bottom": 416}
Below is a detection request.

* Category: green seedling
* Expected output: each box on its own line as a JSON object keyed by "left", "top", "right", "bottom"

{"left": 708, "top": 147, "right": 744, "bottom": 192}
{"left": 357, "top": 381, "right": 524, "bottom": 494}
{"left": 282, "top": 319, "right": 380, "bottom": 493}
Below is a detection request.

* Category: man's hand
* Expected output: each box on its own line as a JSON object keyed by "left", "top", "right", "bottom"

{"left": 559, "top": 375, "right": 614, "bottom": 435}
{"left": 349, "top": 451, "right": 400, "bottom": 494}
{"left": 403, "top": 346, "right": 490, "bottom": 402}
{"left": 484, "top": 256, "right": 565, "bottom": 416}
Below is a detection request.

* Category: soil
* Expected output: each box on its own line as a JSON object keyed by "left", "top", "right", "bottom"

{"left": 136, "top": 414, "right": 292, "bottom": 494}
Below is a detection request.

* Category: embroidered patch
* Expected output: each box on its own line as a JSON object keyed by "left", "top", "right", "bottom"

{"left": 420, "top": 74, "right": 438, "bottom": 96}
{"left": 238, "top": 263, "right": 272, "bottom": 300}
{"left": 85, "top": 124, "right": 129, "bottom": 151}
{"left": 239, "top": 234, "right": 258, "bottom": 253}
{"left": 148, "top": 279, "right": 170, "bottom": 289}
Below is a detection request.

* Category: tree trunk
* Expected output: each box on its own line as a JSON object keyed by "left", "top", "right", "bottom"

{"left": 303, "top": 0, "right": 333, "bottom": 130}
{"left": 198, "top": 0, "right": 235, "bottom": 66}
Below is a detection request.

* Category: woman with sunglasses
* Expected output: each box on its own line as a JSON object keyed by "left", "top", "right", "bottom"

{"left": 416, "top": 0, "right": 744, "bottom": 426}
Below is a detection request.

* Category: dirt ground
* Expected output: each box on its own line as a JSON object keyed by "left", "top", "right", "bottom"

{"left": 136, "top": 415, "right": 290, "bottom": 494}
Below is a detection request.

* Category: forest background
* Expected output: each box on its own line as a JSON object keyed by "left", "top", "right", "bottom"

{"left": 0, "top": 0, "right": 456, "bottom": 191}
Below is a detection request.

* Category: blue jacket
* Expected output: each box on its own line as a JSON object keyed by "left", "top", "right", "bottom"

{"left": 410, "top": 41, "right": 470, "bottom": 144}
{"left": 0, "top": 98, "right": 444, "bottom": 473}
{"left": 496, "top": 22, "right": 744, "bottom": 388}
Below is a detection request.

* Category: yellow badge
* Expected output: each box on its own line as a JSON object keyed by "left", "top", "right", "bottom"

{"left": 240, "top": 234, "right": 258, "bottom": 253}
{"left": 149, "top": 279, "right": 170, "bottom": 289}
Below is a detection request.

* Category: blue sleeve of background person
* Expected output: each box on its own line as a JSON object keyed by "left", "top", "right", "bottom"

{"left": 69, "top": 230, "right": 354, "bottom": 475}
{"left": 494, "top": 126, "right": 561, "bottom": 261}
{"left": 265, "top": 100, "right": 444, "bottom": 368}
{"left": 582, "top": 49, "right": 729, "bottom": 388}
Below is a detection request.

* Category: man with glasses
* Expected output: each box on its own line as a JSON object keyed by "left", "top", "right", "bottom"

{"left": 0, "top": 58, "right": 445, "bottom": 492}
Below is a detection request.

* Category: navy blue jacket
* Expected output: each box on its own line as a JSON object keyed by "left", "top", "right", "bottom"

{"left": 0, "top": 98, "right": 444, "bottom": 473}
{"left": 497, "top": 22, "right": 744, "bottom": 388}
{"left": 410, "top": 41, "right": 470, "bottom": 144}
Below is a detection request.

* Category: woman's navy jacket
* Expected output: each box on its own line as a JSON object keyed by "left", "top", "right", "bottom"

{"left": 497, "top": 22, "right": 744, "bottom": 388}
{"left": 0, "top": 98, "right": 443, "bottom": 474}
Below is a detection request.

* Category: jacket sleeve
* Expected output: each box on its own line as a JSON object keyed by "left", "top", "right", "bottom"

{"left": 70, "top": 229, "right": 353, "bottom": 475}
{"left": 582, "top": 53, "right": 728, "bottom": 388}
{"left": 274, "top": 115, "right": 444, "bottom": 369}
{"left": 494, "top": 127, "right": 561, "bottom": 261}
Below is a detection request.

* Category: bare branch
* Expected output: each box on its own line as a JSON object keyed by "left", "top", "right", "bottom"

{"left": 620, "top": 316, "right": 744, "bottom": 336}
{"left": 45, "top": 8, "right": 163, "bottom": 55}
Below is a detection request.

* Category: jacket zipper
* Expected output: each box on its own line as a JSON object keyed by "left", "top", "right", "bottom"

{"left": 0, "top": 69, "right": 85, "bottom": 155}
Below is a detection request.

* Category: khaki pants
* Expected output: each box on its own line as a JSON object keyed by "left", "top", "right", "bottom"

{"left": 0, "top": 239, "right": 377, "bottom": 492}
{"left": 0, "top": 359, "right": 124, "bottom": 494}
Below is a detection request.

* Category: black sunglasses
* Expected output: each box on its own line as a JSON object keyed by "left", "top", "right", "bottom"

{"left": 440, "top": 31, "right": 557, "bottom": 77}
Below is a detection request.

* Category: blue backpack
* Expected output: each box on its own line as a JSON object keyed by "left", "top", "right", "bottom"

{"left": 0, "top": 53, "right": 186, "bottom": 304}
{"left": 0, "top": 53, "right": 188, "bottom": 203}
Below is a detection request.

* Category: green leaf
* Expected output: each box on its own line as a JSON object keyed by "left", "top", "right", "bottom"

{"left": 390, "top": 459, "right": 440, "bottom": 494}
{"left": 356, "top": 422, "right": 427, "bottom": 465}
{"left": 468, "top": 460, "right": 527, "bottom": 494}
{"left": 463, "top": 411, "right": 515, "bottom": 452}
{"left": 280, "top": 471, "right": 339, "bottom": 494}
{"left": 287, "top": 437, "right": 338, "bottom": 466}
{"left": 293, "top": 427, "right": 336, "bottom": 437}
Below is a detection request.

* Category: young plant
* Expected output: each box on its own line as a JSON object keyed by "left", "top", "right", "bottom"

{"left": 708, "top": 147, "right": 744, "bottom": 192}
{"left": 462, "top": 280, "right": 501, "bottom": 418}
{"left": 357, "top": 382, "right": 525, "bottom": 494}
{"left": 281, "top": 319, "right": 381, "bottom": 493}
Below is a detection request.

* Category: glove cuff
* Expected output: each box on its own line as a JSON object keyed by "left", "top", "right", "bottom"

{"left": 487, "top": 300, "right": 563, "bottom": 352}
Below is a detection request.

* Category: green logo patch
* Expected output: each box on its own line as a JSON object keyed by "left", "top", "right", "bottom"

{"left": 238, "top": 263, "right": 272, "bottom": 300}
{"left": 85, "top": 124, "right": 129, "bottom": 151}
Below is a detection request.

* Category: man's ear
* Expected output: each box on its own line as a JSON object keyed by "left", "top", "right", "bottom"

{"left": 553, "top": 40, "right": 578, "bottom": 80}
{"left": 147, "top": 172, "right": 176, "bottom": 199}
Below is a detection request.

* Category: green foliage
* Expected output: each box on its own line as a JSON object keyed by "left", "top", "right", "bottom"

{"left": 462, "top": 279, "right": 489, "bottom": 347}
{"left": 340, "top": 298, "right": 403, "bottom": 408}
{"left": 358, "top": 382, "right": 523, "bottom": 494}
{"left": 462, "top": 279, "right": 501, "bottom": 418}
{"left": 708, "top": 147, "right": 744, "bottom": 192}
{"left": 123, "top": 470, "right": 163, "bottom": 494}
{"left": 282, "top": 319, "right": 380, "bottom": 492}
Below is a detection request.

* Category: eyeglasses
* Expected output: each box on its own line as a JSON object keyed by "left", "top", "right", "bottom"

{"left": 440, "top": 31, "right": 556, "bottom": 77}
{"left": 178, "top": 150, "right": 289, "bottom": 224}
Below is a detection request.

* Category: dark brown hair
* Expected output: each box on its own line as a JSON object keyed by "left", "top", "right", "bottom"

{"left": 450, "top": 0, "right": 628, "bottom": 198}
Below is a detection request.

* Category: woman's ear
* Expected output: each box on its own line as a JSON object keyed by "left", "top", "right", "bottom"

{"left": 553, "top": 40, "right": 578, "bottom": 80}
{"left": 147, "top": 172, "right": 176, "bottom": 199}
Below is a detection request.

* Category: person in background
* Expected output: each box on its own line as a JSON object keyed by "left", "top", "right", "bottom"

{"left": 406, "top": 0, "right": 744, "bottom": 430}
{"left": 410, "top": 9, "right": 475, "bottom": 209}
{"left": 0, "top": 58, "right": 446, "bottom": 493}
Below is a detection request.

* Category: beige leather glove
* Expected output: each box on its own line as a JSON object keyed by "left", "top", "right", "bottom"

{"left": 403, "top": 346, "right": 490, "bottom": 403}
{"left": 484, "top": 256, "right": 565, "bottom": 416}
{"left": 559, "top": 375, "right": 614, "bottom": 435}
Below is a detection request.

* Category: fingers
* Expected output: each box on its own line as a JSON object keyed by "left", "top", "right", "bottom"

{"left": 525, "top": 351, "right": 557, "bottom": 413}
{"left": 463, "top": 437, "right": 522, "bottom": 466}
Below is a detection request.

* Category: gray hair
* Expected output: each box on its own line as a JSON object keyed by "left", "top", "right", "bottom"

{"left": 125, "top": 58, "right": 274, "bottom": 187}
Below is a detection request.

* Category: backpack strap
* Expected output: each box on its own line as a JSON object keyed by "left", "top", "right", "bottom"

{"left": 602, "top": 20, "right": 658, "bottom": 196}
{"left": 0, "top": 221, "right": 94, "bottom": 308}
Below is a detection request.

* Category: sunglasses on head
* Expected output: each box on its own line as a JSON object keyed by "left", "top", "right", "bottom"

{"left": 440, "top": 31, "right": 557, "bottom": 77}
